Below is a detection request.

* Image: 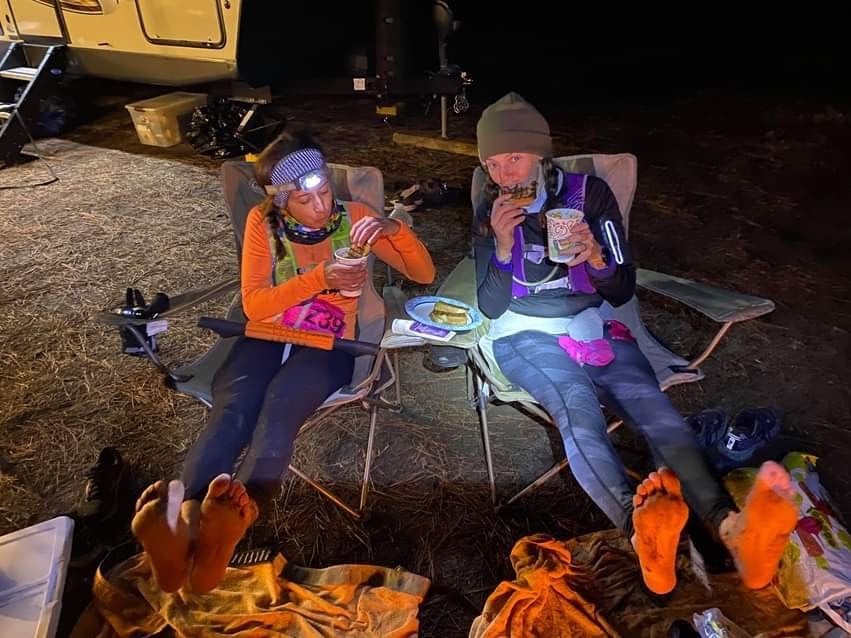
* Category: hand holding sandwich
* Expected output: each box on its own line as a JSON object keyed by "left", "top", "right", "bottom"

{"left": 491, "top": 193, "right": 526, "bottom": 263}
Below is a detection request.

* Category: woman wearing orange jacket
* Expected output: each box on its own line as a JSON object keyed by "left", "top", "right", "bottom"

{"left": 131, "top": 131, "right": 435, "bottom": 594}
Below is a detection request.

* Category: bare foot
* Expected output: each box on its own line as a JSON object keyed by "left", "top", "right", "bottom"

{"left": 631, "top": 467, "right": 689, "bottom": 595}
{"left": 130, "top": 480, "right": 190, "bottom": 593}
{"left": 720, "top": 461, "right": 798, "bottom": 589}
{"left": 189, "top": 474, "right": 258, "bottom": 594}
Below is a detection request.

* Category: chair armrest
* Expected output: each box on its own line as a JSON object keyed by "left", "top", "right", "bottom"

{"left": 92, "top": 277, "right": 240, "bottom": 327}
{"left": 382, "top": 284, "right": 409, "bottom": 326}
{"left": 379, "top": 284, "right": 479, "bottom": 351}
{"left": 436, "top": 256, "right": 478, "bottom": 307}
{"left": 379, "top": 285, "right": 427, "bottom": 349}
{"left": 161, "top": 278, "right": 240, "bottom": 317}
{"left": 637, "top": 268, "right": 775, "bottom": 323}
{"left": 434, "top": 256, "right": 489, "bottom": 350}
{"left": 388, "top": 207, "right": 414, "bottom": 229}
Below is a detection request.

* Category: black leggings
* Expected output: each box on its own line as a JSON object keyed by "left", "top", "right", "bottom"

{"left": 181, "top": 337, "right": 354, "bottom": 507}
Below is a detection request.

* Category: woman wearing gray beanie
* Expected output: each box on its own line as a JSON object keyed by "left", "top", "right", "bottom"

{"left": 471, "top": 92, "right": 797, "bottom": 596}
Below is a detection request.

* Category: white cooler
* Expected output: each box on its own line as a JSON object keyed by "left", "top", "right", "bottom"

{"left": 0, "top": 516, "right": 74, "bottom": 638}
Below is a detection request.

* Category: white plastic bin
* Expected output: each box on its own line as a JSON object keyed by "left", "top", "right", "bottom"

{"left": 125, "top": 91, "right": 207, "bottom": 147}
{"left": 0, "top": 516, "right": 74, "bottom": 638}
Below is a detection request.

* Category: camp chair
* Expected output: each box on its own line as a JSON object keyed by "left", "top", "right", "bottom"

{"left": 99, "top": 160, "right": 416, "bottom": 520}
{"left": 434, "top": 153, "right": 776, "bottom": 508}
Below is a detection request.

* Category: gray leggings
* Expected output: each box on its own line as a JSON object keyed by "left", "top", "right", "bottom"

{"left": 493, "top": 329, "right": 735, "bottom": 540}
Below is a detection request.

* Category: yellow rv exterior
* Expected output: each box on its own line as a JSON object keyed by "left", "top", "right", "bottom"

{"left": 0, "top": 0, "right": 241, "bottom": 85}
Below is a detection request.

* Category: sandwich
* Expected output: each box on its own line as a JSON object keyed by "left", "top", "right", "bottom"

{"left": 346, "top": 244, "right": 371, "bottom": 259}
{"left": 429, "top": 300, "right": 470, "bottom": 326}
{"left": 501, "top": 181, "right": 537, "bottom": 208}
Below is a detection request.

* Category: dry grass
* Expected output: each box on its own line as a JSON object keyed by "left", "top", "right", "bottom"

{"left": 0, "top": 139, "right": 236, "bottom": 530}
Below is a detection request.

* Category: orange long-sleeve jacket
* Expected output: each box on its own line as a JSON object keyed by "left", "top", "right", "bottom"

{"left": 241, "top": 201, "right": 435, "bottom": 340}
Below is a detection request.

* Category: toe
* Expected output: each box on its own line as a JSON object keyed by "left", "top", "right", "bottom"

{"left": 659, "top": 467, "right": 682, "bottom": 496}
{"left": 135, "top": 487, "right": 152, "bottom": 513}
{"left": 231, "top": 480, "right": 247, "bottom": 499}
{"left": 757, "top": 461, "right": 787, "bottom": 485}
{"left": 154, "top": 480, "right": 169, "bottom": 500}
{"left": 648, "top": 471, "right": 663, "bottom": 491}
{"left": 167, "top": 480, "right": 185, "bottom": 500}
{"left": 136, "top": 481, "right": 165, "bottom": 512}
{"left": 167, "top": 480, "right": 185, "bottom": 510}
{"left": 207, "top": 473, "right": 232, "bottom": 499}
{"left": 229, "top": 480, "right": 245, "bottom": 500}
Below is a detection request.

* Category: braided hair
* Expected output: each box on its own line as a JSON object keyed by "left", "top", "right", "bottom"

{"left": 253, "top": 129, "right": 323, "bottom": 259}
{"left": 476, "top": 158, "right": 560, "bottom": 237}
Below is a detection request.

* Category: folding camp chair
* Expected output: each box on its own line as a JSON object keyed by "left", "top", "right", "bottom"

{"left": 98, "top": 160, "right": 416, "bottom": 520}
{"left": 434, "top": 153, "right": 777, "bottom": 508}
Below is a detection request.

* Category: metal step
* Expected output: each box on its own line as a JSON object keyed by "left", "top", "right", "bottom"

{"left": 0, "top": 66, "right": 38, "bottom": 81}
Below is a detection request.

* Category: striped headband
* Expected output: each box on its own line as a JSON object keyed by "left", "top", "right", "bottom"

{"left": 265, "top": 148, "right": 328, "bottom": 208}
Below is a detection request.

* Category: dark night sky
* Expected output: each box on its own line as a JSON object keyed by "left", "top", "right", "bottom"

{"left": 433, "top": 8, "right": 850, "bottom": 102}
{"left": 237, "top": 2, "right": 850, "bottom": 102}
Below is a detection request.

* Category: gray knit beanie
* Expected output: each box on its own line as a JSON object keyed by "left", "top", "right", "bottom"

{"left": 476, "top": 92, "right": 552, "bottom": 161}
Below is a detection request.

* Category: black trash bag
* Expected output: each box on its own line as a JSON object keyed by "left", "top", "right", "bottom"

{"left": 185, "top": 98, "right": 286, "bottom": 159}
{"left": 14, "top": 85, "right": 75, "bottom": 137}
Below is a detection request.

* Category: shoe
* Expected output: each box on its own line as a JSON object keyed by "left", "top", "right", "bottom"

{"left": 429, "top": 345, "right": 467, "bottom": 370}
{"left": 717, "top": 408, "right": 782, "bottom": 462}
{"left": 69, "top": 517, "right": 107, "bottom": 568}
{"left": 75, "top": 447, "right": 131, "bottom": 523}
{"left": 685, "top": 409, "right": 728, "bottom": 450}
{"left": 386, "top": 179, "right": 462, "bottom": 213}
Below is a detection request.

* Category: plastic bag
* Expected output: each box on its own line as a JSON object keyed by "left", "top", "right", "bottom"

{"left": 692, "top": 608, "right": 751, "bottom": 638}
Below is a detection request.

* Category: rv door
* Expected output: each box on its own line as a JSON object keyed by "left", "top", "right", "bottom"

{"left": 134, "top": 0, "right": 226, "bottom": 49}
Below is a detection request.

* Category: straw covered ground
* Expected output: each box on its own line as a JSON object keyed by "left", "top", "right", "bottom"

{"left": 1, "top": 87, "right": 849, "bottom": 636}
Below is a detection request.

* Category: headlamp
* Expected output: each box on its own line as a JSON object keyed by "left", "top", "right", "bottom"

{"left": 265, "top": 168, "right": 328, "bottom": 197}
{"left": 298, "top": 169, "right": 325, "bottom": 191}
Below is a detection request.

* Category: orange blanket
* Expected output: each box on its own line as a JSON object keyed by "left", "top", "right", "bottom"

{"left": 71, "top": 551, "right": 430, "bottom": 637}
{"left": 470, "top": 530, "right": 808, "bottom": 638}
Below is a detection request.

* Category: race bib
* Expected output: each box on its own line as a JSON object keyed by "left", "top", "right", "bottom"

{"left": 281, "top": 298, "right": 346, "bottom": 338}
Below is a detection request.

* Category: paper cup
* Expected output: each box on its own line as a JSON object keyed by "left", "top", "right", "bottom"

{"left": 545, "top": 208, "right": 584, "bottom": 263}
{"left": 334, "top": 246, "right": 369, "bottom": 297}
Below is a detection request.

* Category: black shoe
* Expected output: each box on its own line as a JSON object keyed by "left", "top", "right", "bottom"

{"left": 429, "top": 345, "right": 467, "bottom": 370}
{"left": 69, "top": 517, "right": 107, "bottom": 568}
{"left": 75, "top": 447, "right": 131, "bottom": 523}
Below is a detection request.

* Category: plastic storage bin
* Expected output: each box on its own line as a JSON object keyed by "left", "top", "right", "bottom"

{"left": 125, "top": 91, "right": 207, "bottom": 147}
{"left": 0, "top": 516, "right": 74, "bottom": 638}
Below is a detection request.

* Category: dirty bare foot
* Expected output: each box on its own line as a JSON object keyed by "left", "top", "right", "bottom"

{"left": 131, "top": 480, "right": 191, "bottom": 593}
{"left": 189, "top": 474, "right": 258, "bottom": 594}
{"left": 720, "top": 461, "right": 798, "bottom": 589}
{"left": 631, "top": 467, "right": 689, "bottom": 595}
